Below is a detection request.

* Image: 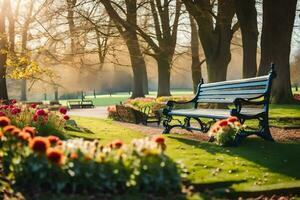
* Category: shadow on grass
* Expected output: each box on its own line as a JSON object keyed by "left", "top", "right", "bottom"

{"left": 168, "top": 136, "right": 300, "bottom": 179}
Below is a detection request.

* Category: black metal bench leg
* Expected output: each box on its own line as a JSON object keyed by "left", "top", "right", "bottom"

{"left": 258, "top": 118, "right": 274, "bottom": 141}
{"left": 162, "top": 116, "right": 172, "bottom": 134}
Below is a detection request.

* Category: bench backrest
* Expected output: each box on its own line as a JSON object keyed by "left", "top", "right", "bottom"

{"left": 196, "top": 65, "right": 276, "bottom": 104}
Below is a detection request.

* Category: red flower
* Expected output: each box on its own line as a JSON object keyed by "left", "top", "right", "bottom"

{"left": 29, "top": 137, "right": 50, "bottom": 153}
{"left": 23, "top": 127, "right": 36, "bottom": 137}
{"left": 218, "top": 120, "right": 228, "bottom": 127}
{"left": 112, "top": 139, "right": 123, "bottom": 149}
{"left": 227, "top": 116, "right": 238, "bottom": 123}
{"left": 59, "top": 107, "right": 67, "bottom": 115}
{"left": 46, "top": 148, "right": 64, "bottom": 165}
{"left": 0, "top": 116, "right": 11, "bottom": 127}
{"left": 32, "top": 114, "right": 38, "bottom": 121}
{"left": 48, "top": 135, "right": 60, "bottom": 145}
{"left": 0, "top": 105, "right": 8, "bottom": 110}
{"left": 31, "top": 104, "right": 37, "bottom": 109}
{"left": 0, "top": 111, "right": 5, "bottom": 116}
{"left": 153, "top": 135, "right": 165, "bottom": 144}
{"left": 36, "top": 109, "right": 46, "bottom": 116}
{"left": 10, "top": 99, "right": 17, "bottom": 104}
{"left": 63, "top": 115, "right": 70, "bottom": 120}
{"left": 11, "top": 108, "right": 21, "bottom": 115}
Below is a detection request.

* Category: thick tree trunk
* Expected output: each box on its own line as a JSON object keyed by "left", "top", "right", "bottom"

{"left": 21, "top": 80, "right": 27, "bottom": 101}
{"left": 0, "top": 6, "right": 8, "bottom": 100}
{"left": 126, "top": 36, "right": 145, "bottom": 98}
{"left": 101, "top": 0, "right": 148, "bottom": 98}
{"left": 234, "top": 0, "right": 258, "bottom": 78}
{"left": 156, "top": 56, "right": 171, "bottom": 97}
{"left": 184, "top": 0, "right": 235, "bottom": 84}
{"left": 206, "top": 59, "right": 229, "bottom": 83}
{"left": 189, "top": 14, "right": 202, "bottom": 93}
{"left": 258, "top": 0, "right": 296, "bottom": 103}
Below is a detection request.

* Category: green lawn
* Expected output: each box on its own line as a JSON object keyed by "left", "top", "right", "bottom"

{"left": 66, "top": 116, "right": 300, "bottom": 198}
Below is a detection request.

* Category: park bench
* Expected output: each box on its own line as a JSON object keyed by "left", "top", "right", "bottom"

{"left": 162, "top": 64, "right": 276, "bottom": 142}
{"left": 67, "top": 100, "right": 94, "bottom": 109}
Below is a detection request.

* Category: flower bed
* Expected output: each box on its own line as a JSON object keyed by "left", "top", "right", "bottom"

{"left": 123, "top": 96, "right": 193, "bottom": 112}
{"left": 0, "top": 100, "right": 70, "bottom": 138}
{"left": 0, "top": 118, "right": 185, "bottom": 194}
{"left": 294, "top": 94, "right": 300, "bottom": 101}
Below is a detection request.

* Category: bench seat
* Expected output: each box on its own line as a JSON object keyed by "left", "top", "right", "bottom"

{"left": 168, "top": 108, "right": 264, "bottom": 119}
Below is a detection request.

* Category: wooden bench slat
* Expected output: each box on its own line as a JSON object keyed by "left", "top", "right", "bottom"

{"left": 168, "top": 108, "right": 264, "bottom": 119}
{"left": 197, "top": 94, "right": 262, "bottom": 101}
{"left": 199, "top": 89, "right": 266, "bottom": 96}
{"left": 201, "top": 75, "right": 269, "bottom": 88}
{"left": 200, "top": 80, "right": 268, "bottom": 91}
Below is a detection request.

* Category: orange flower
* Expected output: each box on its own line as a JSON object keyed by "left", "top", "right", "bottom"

{"left": 11, "top": 128, "right": 21, "bottom": 136}
{"left": 29, "top": 137, "right": 50, "bottom": 153}
{"left": 18, "top": 131, "right": 31, "bottom": 141}
{"left": 153, "top": 135, "right": 165, "bottom": 144}
{"left": 218, "top": 120, "right": 228, "bottom": 127}
{"left": 48, "top": 135, "right": 60, "bottom": 145}
{"left": 70, "top": 152, "right": 78, "bottom": 160}
{"left": 0, "top": 131, "right": 3, "bottom": 138}
{"left": 22, "top": 127, "right": 36, "bottom": 137}
{"left": 112, "top": 139, "right": 123, "bottom": 149}
{"left": 227, "top": 116, "right": 238, "bottom": 123}
{"left": 0, "top": 117, "right": 11, "bottom": 127}
{"left": 46, "top": 148, "right": 64, "bottom": 165}
{"left": 2, "top": 125, "right": 17, "bottom": 134}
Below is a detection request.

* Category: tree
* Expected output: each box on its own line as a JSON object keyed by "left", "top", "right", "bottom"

{"left": 189, "top": 14, "right": 204, "bottom": 94}
{"left": 20, "top": 0, "right": 34, "bottom": 101}
{"left": 0, "top": 0, "right": 11, "bottom": 100}
{"left": 258, "top": 0, "right": 297, "bottom": 103}
{"left": 234, "top": 0, "right": 258, "bottom": 78}
{"left": 101, "top": 0, "right": 148, "bottom": 98}
{"left": 138, "top": 0, "right": 181, "bottom": 96}
{"left": 183, "top": 0, "right": 237, "bottom": 83}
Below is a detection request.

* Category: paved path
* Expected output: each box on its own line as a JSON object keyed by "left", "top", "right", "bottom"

{"left": 68, "top": 106, "right": 108, "bottom": 119}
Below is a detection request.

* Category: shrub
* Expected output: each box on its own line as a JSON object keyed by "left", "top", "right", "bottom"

{"left": 208, "top": 117, "right": 244, "bottom": 146}
{"left": 0, "top": 120, "right": 185, "bottom": 195}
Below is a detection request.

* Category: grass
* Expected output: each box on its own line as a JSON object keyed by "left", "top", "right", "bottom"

{"left": 65, "top": 116, "right": 300, "bottom": 198}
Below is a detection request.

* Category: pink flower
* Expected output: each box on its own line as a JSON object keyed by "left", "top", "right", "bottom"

{"left": 36, "top": 109, "right": 46, "bottom": 116}
{"left": 0, "top": 111, "right": 5, "bottom": 116}
{"left": 63, "top": 115, "right": 70, "bottom": 120}
{"left": 59, "top": 107, "right": 67, "bottom": 115}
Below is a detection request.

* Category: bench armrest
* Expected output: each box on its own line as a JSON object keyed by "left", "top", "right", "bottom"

{"left": 232, "top": 96, "right": 266, "bottom": 115}
{"left": 164, "top": 98, "right": 196, "bottom": 115}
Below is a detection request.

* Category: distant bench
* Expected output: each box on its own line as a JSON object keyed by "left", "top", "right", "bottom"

{"left": 163, "top": 64, "right": 276, "bottom": 142}
{"left": 67, "top": 100, "right": 95, "bottom": 109}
